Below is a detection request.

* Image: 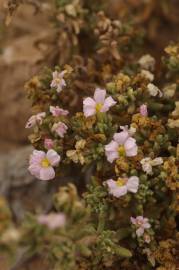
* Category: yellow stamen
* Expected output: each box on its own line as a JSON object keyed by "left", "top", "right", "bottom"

{"left": 96, "top": 103, "right": 103, "bottom": 112}
{"left": 41, "top": 158, "right": 50, "bottom": 168}
{"left": 55, "top": 78, "right": 61, "bottom": 84}
{"left": 118, "top": 145, "right": 126, "bottom": 156}
{"left": 116, "top": 178, "right": 126, "bottom": 187}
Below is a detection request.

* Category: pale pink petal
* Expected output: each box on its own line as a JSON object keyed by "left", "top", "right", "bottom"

{"left": 130, "top": 217, "right": 137, "bottom": 225}
{"left": 126, "top": 146, "right": 138, "bottom": 157}
{"left": 105, "top": 151, "right": 119, "bottom": 163}
{"left": 56, "top": 79, "right": 66, "bottom": 93}
{"left": 94, "top": 88, "right": 106, "bottom": 103}
{"left": 83, "top": 97, "right": 96, "bottom": 117}
{"left": 29, "top": 150, "right": 45, "bottom": 165}
{"left": 50, "top": 106, "right": 61, "bottom": 116}
{"left": 38, "top": 213, "right": 66, "bottom": 229}
{"left": 40, "top": 167, "right": 55, "bottom": 180}
{"left": 28, "top": 164, "right": 41, "bottom": 179}
{"left": 46, "top": 149, "right": 61, "bottom": 166}
{"left": 101, "top": 96, "right": 116, "bottom": 112}
{"left": 105, "top": 141, "right": 119, "bottom": 163}
{"left": 143, "top": 219, "right": 151, "bottom": 229}
{"left": 83, "top": 107, "right": 96, "bottom": 117}
{"left": 111, "top": 186, "right": 127, "bottom": 198}
{"left": 52, "top": 122, "right": 68, "bottom": 137}
{"left": 105, "top": 140, "right": 118, "bottom": 152}
{"left": 105, "top": 179, "right": 116, "bottom": 189}
{"left": 50, "top": 80, "right": 56, "bottom": 88}
{"left": 127, "top": 176, "right": 139, "bottom": 193}
{"left": 56, "top": 85, "right": 63, "bottom": 93}
{"left": 52, "top": 71, "right": 58, "bottom": 79}
{"left": 83, "top": 97, "right": 96, "bottom": 107}
{"left": 106, "top": 179, "right": 127, "bottom": 197}
{"left": 124, "top": 138, "right": 138, "bottom": 157}
{"left": 136, "top": 227, "right": 144, "bottom": 237}
{"left": 113, "top": 131, "right": 129, "bottom": 145}
{"left": 136, "top": 216, "right": 144, "bottom": 222}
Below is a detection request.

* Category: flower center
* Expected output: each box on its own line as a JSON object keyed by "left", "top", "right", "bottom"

{"left": 41, "top": 158, "right": 50, "bottom": 168}
{"left": 95, "top": 103, "right": 103, "bottom": 112}
{"left": 55, "top": 78, "right": 61, "bottom": 85}
{"left": 136, "top": 220, "right": 143, "bottom": 226}
{"left": 116, "top": 178, "right": 126, "bottom": 187}
{"left": 118, "top": 145, "right": 126, "bottom": 156}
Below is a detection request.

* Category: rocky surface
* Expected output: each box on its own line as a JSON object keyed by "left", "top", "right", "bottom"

{"left": 0, "top": 2, "right": 55, "bottom": 152}
{"left": 0, "top": 146, "right": 57, "bottom": 221}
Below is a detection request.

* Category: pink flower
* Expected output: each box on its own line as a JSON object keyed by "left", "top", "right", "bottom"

{"left": 131, "top": 216, "right": 151, "bottom": 237}
{"left": 25, "top": 112, "right": 46, "bottom": 128}
{"left": 106, "top": 176, "right": 139, "bottom": 198}
{"left": 105, "top": 129, "right": 138, "bottom": 163}
{"left": 83, "top": 88, "right": 116, "bottom": 117}
{"left": 140, "top": 104, "right": 148, "bottom": 117}
{"left": 50, "top": 106, "right": 69, "bottom": 117}
{"left": 28, "top": 149, "right": 61, "bottom": 180}
{"left": 44, "top": 138, "right": 54, "bottom": 150}
{"left": 52, "top": 122, "right": 68, "bottom": 138}
{"left": 37, "top": 213, "right": 66, "bottom": 230}
{"left": 50, "top": 70, "right": 66, "bottom": 93}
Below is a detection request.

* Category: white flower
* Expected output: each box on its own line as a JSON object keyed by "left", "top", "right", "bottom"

{"left": 28, "top": 149, "right": 61, "bottom": 180}
{"left": 131, "top": 216, "right": 151, "bottom": 237}
{"left": 25, "top": 112, "right": 46, "bottom": 128}
{"left": 140, "top": 157, "right": 163, "bottom": 175}
{"left": 147, "top": 83, "right": 163, "bottom": 97}
{"left": 105, "top": 176, "right": 139, "bottom": 198}
{"left": 140, "top": 70, "right": 154, "bottom": 82}
{"left": 138, "top": 54, "right": 155, "bottom": 71}
{"left": 105, "top": 128, "right": 138, "bottom": 163}
{"left": 52, "top": 122, "right": 68, "bottom": 138}
{"left": 50, "top": 70, "right": 66, "bottom": 93}
{"left": 83, "top": 88, "right": 116, "bottom": 117}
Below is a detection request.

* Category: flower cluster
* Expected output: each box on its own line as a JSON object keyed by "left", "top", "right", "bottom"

{"left": 23, "top": 40, "right": 178, "bottom": 268}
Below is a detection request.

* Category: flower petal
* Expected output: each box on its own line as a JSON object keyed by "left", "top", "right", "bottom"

{"left": 83, "top": 97, "right": 96, "bottom": 117}
{"left": 105, "top": 141, "right": 119, "bottom": 163}
{"left": 28, "top": 164, "right": 41, "bottom": 179}
{"left": 105, "top": 179, "right": 116, "bottom": 189}
{"left": 94, "top": 88, "right": 106, "bottom": 103}
{"left": 46, "top": 149, "right": 61, "bottom": 166}
{"left": 29, "top": 150, "right": 45, "bottom": 165}
{"left": 113, "top": 131, "right": 129, "bottom": 145}
{"left": 40, "top": 167, "right": 55, "bottom": 180}
{"left": 127, "top": 176, "right": 139, "bottom": 193}
{"left": 136, "top": 227, "right": 144, "bottom": 237}
{"left": 101, "top": 96, "right": 116, "bottom": 112}
{"left": 124, "top": 138, "right": 138, "bottom": 156}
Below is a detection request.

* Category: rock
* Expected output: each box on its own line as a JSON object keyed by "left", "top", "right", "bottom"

{"left": 0, "top": 3, "right": 56, "bottom": 151}
{"left": 0, "top": 146, "right": 74, "bottom": 221}
{"left": 0, "top": 146, "right": 53, "bottom": 220}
